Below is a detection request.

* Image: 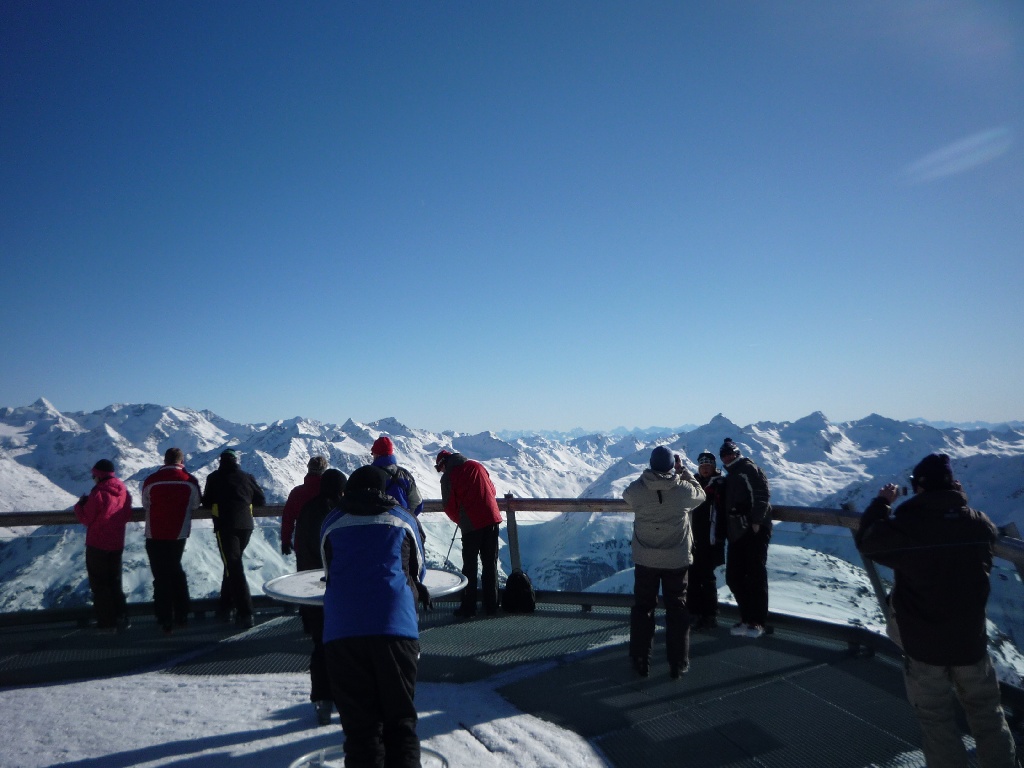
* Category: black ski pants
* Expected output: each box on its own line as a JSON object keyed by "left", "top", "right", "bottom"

{"left": 725, "top": 523, "right": 772, "bottom": 626}
{"left": 300, "top": 605, "right": 332, "bottom": 702}
{"left": 85, "top": 545, "right": 126, "bottom": 629}
{"left": 687, "top": 542, "right": 724, "bottom": 619}
{"left": 461, "top": 522, "right": 500, "bottom": 614}
{"left": 216, "top": 528, "right": 253, "bottom": 619}
{"left": 325, "top": 635, "right": 420, "bottom": 768}
{"left": 630, "top": 564, "right": 690, "bottom": 666}
{"left": 145, "top": 538, "right": 190, "bottom": 628}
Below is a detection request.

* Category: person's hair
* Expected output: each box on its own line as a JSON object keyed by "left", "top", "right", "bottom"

{"left": 164, "top": 447, "right": 185, "bottom": 466}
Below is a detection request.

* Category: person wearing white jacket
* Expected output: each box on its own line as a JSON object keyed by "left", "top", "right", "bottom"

{"left": 623, "top": 446, "right": 705, "bottom": 679}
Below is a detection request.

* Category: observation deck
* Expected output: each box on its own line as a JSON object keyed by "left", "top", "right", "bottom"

{"left": 3, "top": 500, "right": 1023, "bottom": 767}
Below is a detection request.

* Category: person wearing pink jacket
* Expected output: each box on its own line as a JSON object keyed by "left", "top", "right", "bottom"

{"left": 74, "top": 459, "right": 134, "bottom": 632}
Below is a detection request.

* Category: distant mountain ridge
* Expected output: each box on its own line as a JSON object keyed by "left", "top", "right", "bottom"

{"left": 2, "top": 398, "right": 1023, "bottom": 649}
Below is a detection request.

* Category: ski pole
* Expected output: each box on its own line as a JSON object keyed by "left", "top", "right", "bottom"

{"left": 444, "top": 526, "right": 459, "bottom": 570}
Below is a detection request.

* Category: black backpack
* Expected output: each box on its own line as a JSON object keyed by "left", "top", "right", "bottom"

{"left": 502, "top": 569, "right": 537, "bottom": 613}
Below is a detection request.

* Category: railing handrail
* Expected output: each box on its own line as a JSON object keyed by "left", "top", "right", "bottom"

{"left": 7, "top": 498, "right": 1022, "bottom": 566}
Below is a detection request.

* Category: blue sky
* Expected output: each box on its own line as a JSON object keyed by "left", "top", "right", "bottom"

{"left": 2, "top": 2, "right": 1022, "bottom": 434}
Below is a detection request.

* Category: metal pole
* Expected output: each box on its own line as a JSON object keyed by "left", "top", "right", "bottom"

{"left": 505, "top": 493, "right": 522, "bottom": 573}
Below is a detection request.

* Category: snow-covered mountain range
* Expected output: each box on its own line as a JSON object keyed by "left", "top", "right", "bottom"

{"left": 2, "top": 398, "right": 1024, "bottom": 680}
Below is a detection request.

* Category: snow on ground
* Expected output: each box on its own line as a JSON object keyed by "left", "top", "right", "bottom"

{"left": 0, "top": 667, "right": 607, "bottom": 768}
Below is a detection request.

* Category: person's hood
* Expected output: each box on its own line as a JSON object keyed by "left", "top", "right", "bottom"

{"left": 640, "top": 468, "right": 682, "bottom": 490}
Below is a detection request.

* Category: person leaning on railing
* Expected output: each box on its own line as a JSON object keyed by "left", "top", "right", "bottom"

{"left": 74, "top": 459, "right": 133, "bottom": 633}
{"left": 856, "top": 453, "right": 1017, "bottom": 768}
{"left": 141, "top": 448, "right": 201, "bottom": 634}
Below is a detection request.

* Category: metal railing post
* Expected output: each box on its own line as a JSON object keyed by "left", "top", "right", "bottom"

{"left": 844, "top": 503, "right": 892, "bottom": 623}
{"left": 504, "top": 493, "right": 522, "bottom": 573}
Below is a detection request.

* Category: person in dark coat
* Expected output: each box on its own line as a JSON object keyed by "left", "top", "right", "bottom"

{"left": 856, "top": 453, "right": 1016, "bottom": 768}
{"left": 321, "top": 466, "right": 428, "bottom": 768}
{"left": 74, "top": 459, "right": 133, "bottom": 632}
{"left": 436, "top": 450, "right": 503, "bottom": 618}
{"left": 294, "top": 467, "right": 347, "bottom": 726}
{"left": 688, "top": 451, "right": 726, "bottom": 630}
{"left": 201, "top": 449, "right": 265, "bottom": 628}
{"left": 719, "top": 438, "right": 773, "bottom": 638}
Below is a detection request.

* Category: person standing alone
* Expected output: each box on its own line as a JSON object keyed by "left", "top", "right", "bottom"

{"left": 141, "top": 447, "right": 201, "bottom": 633}
{"left": 202, "top": 449, "right": 265, "bottom": 629}
{"left": 856, "top": 453, "right": 1016, "bottom": 768}
{"left": 435, "top": 449, "right": 503, "bottom": 618}
{"left": 623, "top": 446, "right": 705, "bottom": 679}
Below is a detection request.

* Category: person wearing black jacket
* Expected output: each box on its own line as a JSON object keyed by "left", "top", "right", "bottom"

{"left": 294, "top": 468, "right": 347, "bottom": 725}
{"left": 202, "top": 449, "right": 266, "bottom": 628}
{"left": 688, "top": 451, "right": 726, "bottom": 630}
{"left": 856, "top": 453, "right": 1016, "bottom": 768}
{"left": 719, "top": 438, "right": 773, "bottom": 638}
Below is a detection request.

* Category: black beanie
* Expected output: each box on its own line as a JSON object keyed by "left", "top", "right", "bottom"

{"left": 319, "top": 468, "right": 347, "bottom": 500}
{"left": 92, "top": 459, "right": 115, "bottom": 474}
{"left": 719, "top": 438, "right": 740, "bottom": 458}
{"left": 911, "top": 453, "right": 955, "bottom": 491}
{"left": 345, "top": 466, "right": 389, "bottom": 497}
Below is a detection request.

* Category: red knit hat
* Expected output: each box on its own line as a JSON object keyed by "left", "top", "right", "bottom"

{"left": 371, "top": 436, "right": 394, "bottom": 457}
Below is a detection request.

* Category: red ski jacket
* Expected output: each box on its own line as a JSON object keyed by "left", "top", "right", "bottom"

{"left": 282, "top": 473, "right": 323, "bottom": 549}
{"left": 142, "top": 464, "right": 201, "bottom": 540}
{"left": 441, "top": 454, "right": 502, "bottom": 531}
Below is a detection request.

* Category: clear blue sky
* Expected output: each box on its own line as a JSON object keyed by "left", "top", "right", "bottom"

{"left": 2, "top": 2, "right": 1022, "bottom": 433}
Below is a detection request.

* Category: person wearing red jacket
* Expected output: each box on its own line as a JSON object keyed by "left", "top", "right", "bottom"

{"left": 141, "top": 447, "right": 201, "bottom": 633}
{"left": 435, "top": 450, "right": 503, "bottom": 618}
{"left": 280, "top": 456, "right": 329, "bottom": 556}
{"left": 74, "top": 459, "right": 133, "bottom": 632}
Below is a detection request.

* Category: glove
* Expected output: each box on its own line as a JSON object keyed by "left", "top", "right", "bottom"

{"left": 281, "top": 542, "right": 292, "bottom": 556}
{"left": 416, "top": 582, "right": 432, "bottom": 611}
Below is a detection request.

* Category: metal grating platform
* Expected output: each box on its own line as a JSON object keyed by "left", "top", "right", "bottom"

{"left": 497, "top": 626, "right": 935, "bottom": 768}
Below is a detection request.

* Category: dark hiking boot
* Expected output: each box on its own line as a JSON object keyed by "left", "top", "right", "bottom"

{"left": 670, "top": 662, "right": 690, "bottom": 680}
{"left": 631, "top": 656, "right": 650, "bottom": 678}
{"left": 236, "top": 613, "right": 254, "bottom": 629}
{"left": 314, "top": 700, "right": 332, "bottom": 726}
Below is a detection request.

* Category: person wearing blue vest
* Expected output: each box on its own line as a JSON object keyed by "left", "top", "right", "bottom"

{"left": 321, "top": 465, "right": 429, "bottom": 768}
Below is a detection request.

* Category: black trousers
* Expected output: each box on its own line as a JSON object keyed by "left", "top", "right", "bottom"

{"left": 725, "top": 524, "right": 772, "bottom": 626}
{"left": 461, "top": 522, "right": 500, "bottom": 613}
{"left": 216, "top": 528, "right": 253, "bottom": 618}
{"left": 300, "top": 605, "right": 332, "bottom": 702}
{"left": 325, "top": 636, "right": 420, "bottom": 768}
{"left": 630, "top": 564, "right": 690, "bottom": 666}
{"left": 687, "top": 544, "right": 723, "bottom": 618}
{"left": 145, "top": 538, "right": 190, "bottom": 628}
{"left": 85, "top": 546, "right": 126, "bottom": 628}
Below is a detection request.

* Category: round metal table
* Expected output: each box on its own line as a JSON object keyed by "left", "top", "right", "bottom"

{"left": 263, "top": 568, "right": 467, "bottom": 606}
